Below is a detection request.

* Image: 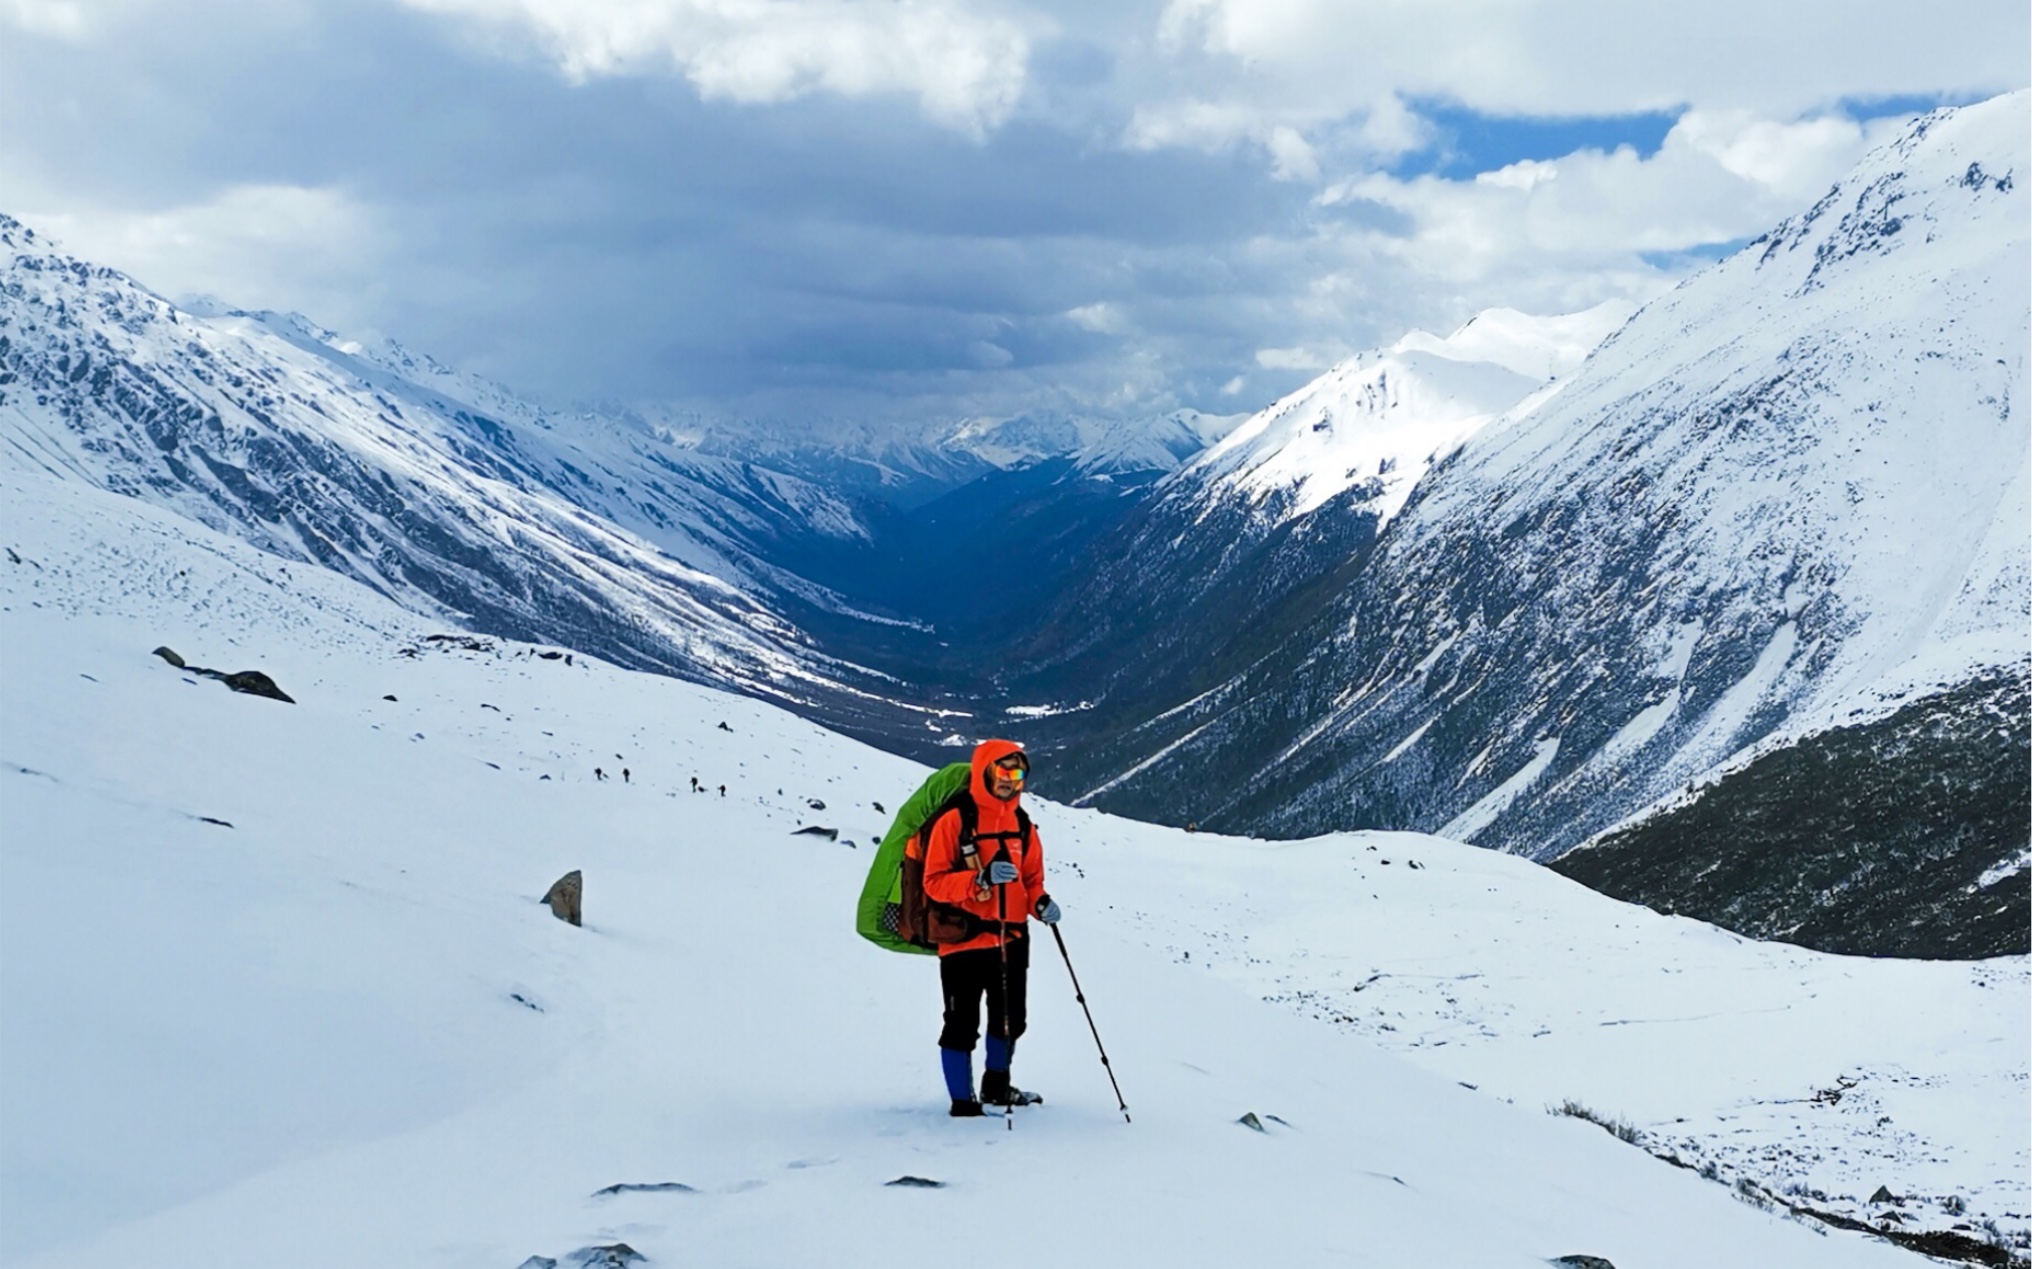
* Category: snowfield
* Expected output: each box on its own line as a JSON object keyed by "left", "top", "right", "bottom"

{"left": 2, "top": 464, "right": 2025, "bottom": 1268}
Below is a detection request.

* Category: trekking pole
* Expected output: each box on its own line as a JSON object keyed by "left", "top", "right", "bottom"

{"left": 1050, "top": 924, "right": 1129, "bottom": 1123}
{"left": 996, "top": 880, "right": 1013, "bottom": 1133}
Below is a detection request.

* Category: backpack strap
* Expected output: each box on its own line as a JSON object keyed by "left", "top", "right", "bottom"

{"left": 932, "top": 789, "right": 1032, "bottom": 868}
{"left": 973, "top": 804, "right": 1034, "bottom": 863}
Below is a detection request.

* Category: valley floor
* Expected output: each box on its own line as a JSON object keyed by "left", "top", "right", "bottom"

{"left": 2, "top": 468, "right": 2025, "bottom": 1269}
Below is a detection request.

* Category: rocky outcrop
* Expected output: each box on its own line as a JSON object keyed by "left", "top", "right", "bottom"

{"left": 151, "top": 646, "right": 295, "bottom": 703}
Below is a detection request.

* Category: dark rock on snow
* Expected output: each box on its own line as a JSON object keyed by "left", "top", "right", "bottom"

{"left": 217, "top": 669, "right": 294, "bottom": 702}
{"left": 152, "top": 646, "right": 295, "bottom": 702}
{"left": 542, "top": 870, "right": 583, "bottom": 926}
{"left": 592, "top": 1181, "right": 696, "bottom": 1197}
{"left": 885, "top": 1175, "right": 945, "bottom": 1188}
{"left": 792, "top": 825, "right": 839, "bottom": 840}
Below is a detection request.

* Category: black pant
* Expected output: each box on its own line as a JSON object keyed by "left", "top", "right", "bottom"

{"left": 938, "top": 935, "right": 1029, "bottom": 1051}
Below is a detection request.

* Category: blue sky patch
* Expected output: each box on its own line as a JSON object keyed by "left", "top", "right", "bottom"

{"left": 1837, "top": 92, "right": 1981, "bottom": 122}
{"left": 1641, "top": 238, "right": 1758, "bottom": 271}
{"left": 1394, "top": 100, "right": 1683, "bottom": 178}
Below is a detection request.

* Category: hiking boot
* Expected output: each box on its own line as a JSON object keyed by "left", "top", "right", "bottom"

{"left": 980, "top": 1070, "right": 1042, "bottom": 1107}
{"left": 949, "top": 1098, "right": 985, "bottom": 1118}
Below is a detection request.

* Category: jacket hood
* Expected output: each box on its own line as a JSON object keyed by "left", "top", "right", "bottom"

{"left": 970, "top": 738, "right": 1028, "bottom": 808}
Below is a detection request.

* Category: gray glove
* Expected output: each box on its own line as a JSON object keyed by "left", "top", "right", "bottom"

{"left": 983, "top": 859, "right": 1019, "bottom": 885}
{"left": 1034, "top": 896, "right": 1062, "bottom": 924}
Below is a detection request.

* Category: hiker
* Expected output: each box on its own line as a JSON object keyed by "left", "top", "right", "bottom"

{"left": 622, "top": 768, "right": 630, "bottom": 784}
{"left": 594, "top": 767, "right": 606, "bottom": 782}
{"left": 922, "top": 740, "right": 1060, "bottom": 1117}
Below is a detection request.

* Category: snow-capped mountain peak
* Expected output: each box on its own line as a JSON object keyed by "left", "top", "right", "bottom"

{"left": 943, "top": 407, "right": 1246, "bottom": 475}
{"left": 1184, "top": 303, "right": 1629, "bottom": 528}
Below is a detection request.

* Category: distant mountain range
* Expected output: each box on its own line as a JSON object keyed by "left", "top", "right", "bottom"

{"left": 1012, "top": 93, "right": 2029, "bottom": 956}
{"left": 4, "top": 93, "right": 2023, "bottom": 958}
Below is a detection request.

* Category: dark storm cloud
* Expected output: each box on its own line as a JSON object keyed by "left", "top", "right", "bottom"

{"left": 4, "top": 0, "right": 2020, "bottom": 430}
{"left": 1, "top": 0, "right": 1335, "bottom": 422}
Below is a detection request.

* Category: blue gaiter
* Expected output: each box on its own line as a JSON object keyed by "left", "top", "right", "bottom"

{"left": 985, "top": 1034, "right": 1014, "bottom": 1073}
{"left": 940, "top": 1047, "right": 974, "bottom": 1100}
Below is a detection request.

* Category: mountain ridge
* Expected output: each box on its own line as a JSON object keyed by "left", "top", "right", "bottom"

{"left": 1028, "top": 93, "right": 2029, "bottom": 954}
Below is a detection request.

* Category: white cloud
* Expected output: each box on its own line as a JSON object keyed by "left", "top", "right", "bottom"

{"left": 1314, "top": 108, "right": 1906, "bottom": 295}
{"left": 1149, "top": 0, "right": 2025, "bottom": 119}
{"left": 1255, "top": 344, "right": 1343, "bottom": 371}
{"left": 1264, "top": 125, "right": 1319, "bottom": 182}
{"left": 1125, "top": 93, "right": 1416, "bottom": 182}
{"left": 1, "top": 0, "right": 91, "bottom": 37}
{"left": 1475, "top": 159, "right": 1558, "bottom": 192}
{"left": 1673, "top": 109, "right": 1886, "bottom": 202}
{"left": 1066, "top": 301, "right": 1126, "bottom": 333}
{"left": 401, "top": 0, "right": 1034, "bottom": 135}
{"left": 15, "top": 184, "right": 389, "bottom": 326}
{"left": 1126, "top": 0, "right": 2023, "bottom": 193}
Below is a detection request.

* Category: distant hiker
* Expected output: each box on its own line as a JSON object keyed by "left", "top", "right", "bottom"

{"left": 718, "top": 784, "right": 726, "bottom": 797}
{"left": 923, "top": 741, "right": 1057, "bottom": 1117}
{"left": 689, "top": 776, "right": 700, "bottom": 793}
{"left": 622, "top": 768, "right": 631, "bottom": 784}
{"left": 595, "top": 767, "right": 606, "bottom": 782}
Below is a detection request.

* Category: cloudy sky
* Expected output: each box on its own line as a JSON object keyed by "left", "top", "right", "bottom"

{"left": 3, "top": 0, "right": 2024, "bottom": 432}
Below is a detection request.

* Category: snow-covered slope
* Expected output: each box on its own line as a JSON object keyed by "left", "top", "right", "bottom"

{"left": 992, "top": 304, "right": 1632, "bottom": 775}
{"left": 4, "top": 464, "right": 2022, "bottom": 1267}
{"left": 1046, "top": 94, "right": 2029, "bottom": 957}
{"left": 0, "top": 217, "right": 954, "bottom": 738}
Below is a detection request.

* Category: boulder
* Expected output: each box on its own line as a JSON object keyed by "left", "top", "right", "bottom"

{"left": 592, "top": 1181, "right": 695, "bottom": 1197}
{"left": 219, "top": 670, "right": 295, "bottom": 703}
{"left": 1550, "top": 1258, "right": 1617, "bottom": 1269}
{"left": 543, "top": 870, "right": 583, "bottom": 926}
{"left": 152, "top": 646, "right": 185, "bottom": 668}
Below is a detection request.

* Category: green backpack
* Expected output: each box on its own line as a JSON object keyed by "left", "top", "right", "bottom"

{"left": 854, "top": 763, "right": 973, "bottom": 955}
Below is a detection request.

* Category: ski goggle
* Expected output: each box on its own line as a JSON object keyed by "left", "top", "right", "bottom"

{"left": 992, "top": 759, "right": 1027, "bottom": 784}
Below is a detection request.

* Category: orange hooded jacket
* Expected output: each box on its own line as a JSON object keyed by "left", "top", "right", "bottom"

{"left": 920, "top": 739, "right": 1046, "bottom": 956}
